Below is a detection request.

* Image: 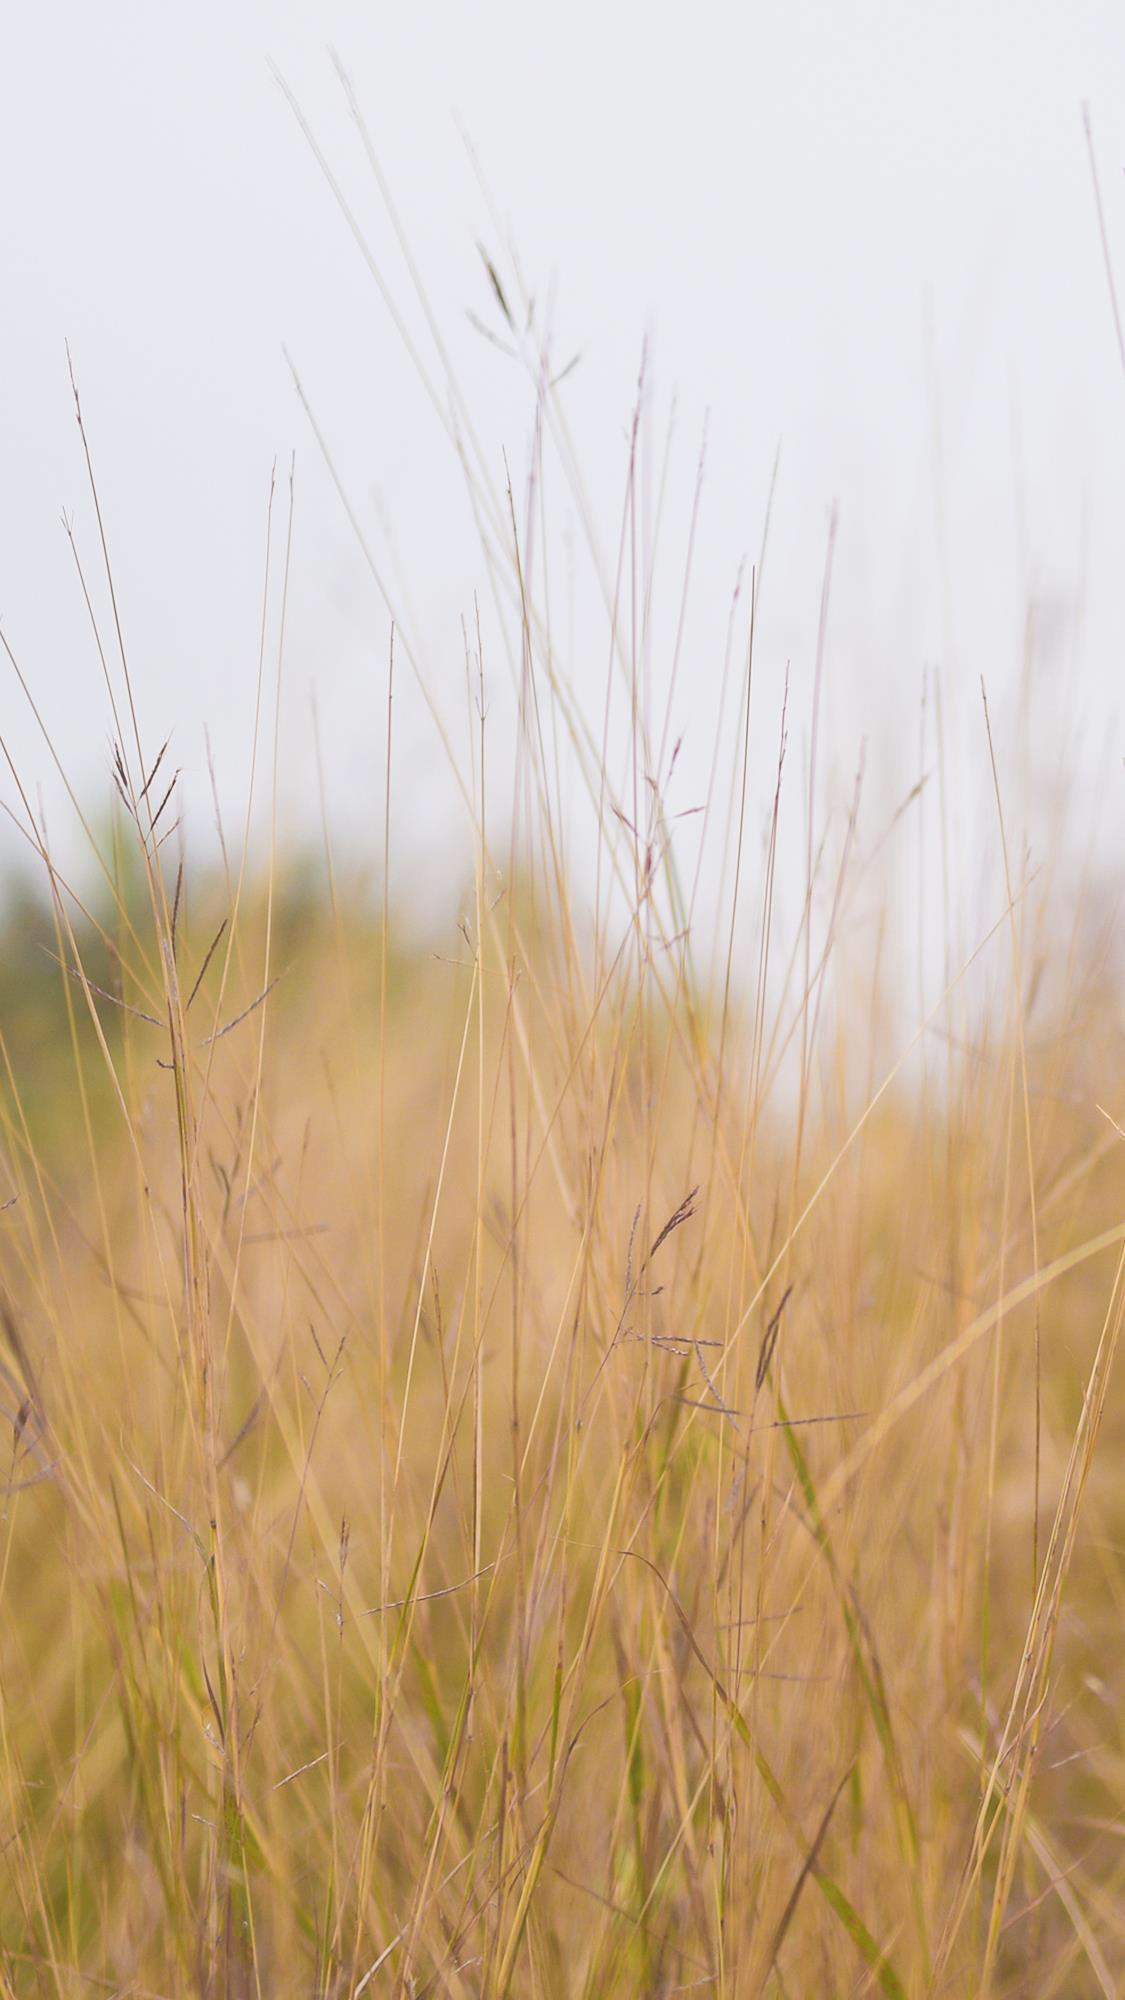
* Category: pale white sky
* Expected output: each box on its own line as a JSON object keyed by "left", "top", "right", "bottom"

{"left": 2, "top": 2, "right": 1124, "bottom": 957}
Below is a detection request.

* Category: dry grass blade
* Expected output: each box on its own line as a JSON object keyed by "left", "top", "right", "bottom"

{"left": 756, "top": 1282, "right": 793, "bottom": 1391}
{"left": 201, "top": 971, "right": 283, "bottom": 1044}
{"left": 40, "top": 945, "right": 164, "bottom": 1027}
{"left": 762, "top": 1764, "right": 854, "bottom": 1981}
{"left": 185, "top": 915, "right": 229, "bottom": 1013}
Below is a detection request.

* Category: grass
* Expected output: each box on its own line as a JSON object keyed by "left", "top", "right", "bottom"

{"left": 2, "top": 97, "right": 1125, "bottom": 2000}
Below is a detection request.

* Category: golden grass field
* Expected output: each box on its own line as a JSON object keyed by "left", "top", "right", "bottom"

{"left": 3, "top": 141, "right": 1125, "bottom": 1999}
{"left": 3, "top": 638, "right": 1125, "bottom": 2000}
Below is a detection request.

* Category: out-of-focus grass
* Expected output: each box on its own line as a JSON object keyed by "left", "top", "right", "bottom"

{"left": 2, "top": 729, "right": 1125, "bottom": 1998}
{"left": 3, "top": 101, "right": 1125, "bottom": 1999}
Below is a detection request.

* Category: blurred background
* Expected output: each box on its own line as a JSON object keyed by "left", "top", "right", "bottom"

{"left": 2, "top": 0, "right": 1124, "bottom": 956}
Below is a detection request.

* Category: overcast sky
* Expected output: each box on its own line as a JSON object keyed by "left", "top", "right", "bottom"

{"left": 2, "top": 2, "right": 1124, "bottom": 953}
